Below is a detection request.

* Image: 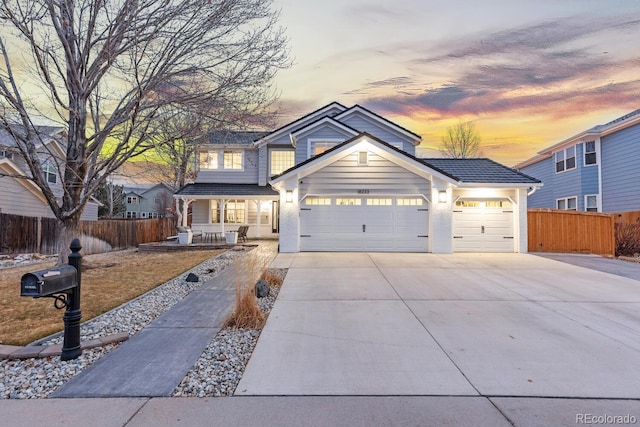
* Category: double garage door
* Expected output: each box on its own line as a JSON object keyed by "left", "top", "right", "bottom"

{"left": 452, "top": 199, "right": 515, "bottom": 252}
{"left": 300, "top": 196, "right": 429, "bottom": 252}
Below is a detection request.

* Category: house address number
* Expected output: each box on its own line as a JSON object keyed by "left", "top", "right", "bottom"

{"left": 357, "top": 189, "right": 370, "bottom": 194}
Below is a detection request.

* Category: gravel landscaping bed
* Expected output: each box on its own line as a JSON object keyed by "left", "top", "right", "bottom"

{"left": 1, "top": 247, "right": 281, "bottom": 399}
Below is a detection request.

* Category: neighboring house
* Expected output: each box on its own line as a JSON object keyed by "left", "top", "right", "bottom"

{"left": 175, "top": 102, "right": 540, "bottom": 253}
{"left": 124, "top": 183, "right": 175, "bottom": 219}
{"left": 516, "top": 109, "right": 640, "bottom": 213}
{"left": 0, "top": 125, "right": 99, "bottom": 220}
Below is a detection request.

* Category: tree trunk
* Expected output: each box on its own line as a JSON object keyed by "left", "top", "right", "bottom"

{"left": 57, "top": 216, "right": 81, "bottom": 265}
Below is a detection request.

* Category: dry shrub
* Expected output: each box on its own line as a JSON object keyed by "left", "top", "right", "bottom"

{"left": 260, "top": 269, "right": 283, "bottom": 288}
{"left": 224, "top": 251, "right": 267, "bottom": 329}
{"left": 615, "top": 222, "right": 640, "bottom": 257}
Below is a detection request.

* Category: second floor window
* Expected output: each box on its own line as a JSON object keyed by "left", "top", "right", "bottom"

{"left": 127, "top": 196, "right": 138, "bottom": 204}
{"left": 556, "top": 196, "right": 577, "bottom": 210}
{"left": 223, "top": 151, "right": 243, "bottom": 170}
{"left": 0, "top": 149, "right": 13, "bottom": 159}
{"left": 43, "top": 161, "right": 57, "bottom": 184}
{"left": 270, "top": 150, "right": 295, "bottom": 175}
{"left": 199, "top": 150, "right": 219, "bottom": 169}
{"left": 555, "top": 146, "right": 576, "bottom": 173}
{"left": 584, "top": 141, "right": 597, "bottom": 165}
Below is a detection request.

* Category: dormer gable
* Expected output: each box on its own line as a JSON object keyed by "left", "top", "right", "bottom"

{"left": 334, "top": 105, "right": 422, "bottom": 146}
{"left": 254, "top": 102, "right": 348, "bottom": 147}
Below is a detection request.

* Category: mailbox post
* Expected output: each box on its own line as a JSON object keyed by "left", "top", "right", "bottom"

{"left": 20, "top": 239, "right": 83, "bottom": 361}
{"left": 62, "top": 239, "right": 82, "bottom": 360}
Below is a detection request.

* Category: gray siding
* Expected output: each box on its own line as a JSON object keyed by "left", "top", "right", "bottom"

{"left": 601, "top": 123, "right": 640, "bottom": 212}
{"left": 339, "top": 113, "right": 416, "bottom": 156}
{"left": 521, "top": 143, "right": 601, "bottom": 211}
{"left": 521, "top": 159, "right": 554, "bottom": 208}
{"left": 192, "top": 200, "right": 210, "bottom": 223}
{"left": 258, "top": 146, "right": 268, "bottom": 186}
{"left": 81, "top": 202, "right": 99, "bottom": 221}
{"left": 196, "top": 149, "right": 259, "bottom": 184}
{"left": 295, "top": 124, "right": 352, "bottom": 164}
{"left": 0, "top": 176, "right": 51, "bottom": 217}
{"left": 300, "top": 151, "right": 430, "bottom": 196}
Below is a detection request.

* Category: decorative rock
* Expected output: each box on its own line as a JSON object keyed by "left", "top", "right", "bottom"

{"left": 255, "top": 279, "right": 269, "bottom": 298}
{"left": 185, "top": 273, "right": 199, "bottom": 282}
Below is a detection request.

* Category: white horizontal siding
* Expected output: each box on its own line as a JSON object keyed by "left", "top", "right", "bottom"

{"left": 300, "top": 151, "right": 429, "bottom": 195}
{"left": 195, "top": 149, "right": 259, "bottom": 184}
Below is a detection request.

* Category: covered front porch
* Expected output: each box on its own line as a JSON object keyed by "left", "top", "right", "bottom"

{"left": 174, "top": 183, "right": 280, "bottom": 239}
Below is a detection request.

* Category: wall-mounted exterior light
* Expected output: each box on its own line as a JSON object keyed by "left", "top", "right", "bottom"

{"left": 438, "top": 190, "right": 447, "bottom": 203}
{"left": 286, "top": 190, "right": 293, "bottom": 203}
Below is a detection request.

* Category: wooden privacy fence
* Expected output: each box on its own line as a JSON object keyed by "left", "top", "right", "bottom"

{"left": 528, "top": 208, "right": 615, "bottom": 256}
{"left": 0, "top": 214, "right": 175, "bottom": 254}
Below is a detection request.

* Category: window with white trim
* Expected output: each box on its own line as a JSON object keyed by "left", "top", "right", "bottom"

{"left": 584, "top": 141, "right": 597, "bottom": 166}
{"left": 270, "top": 150, "right": 295, "bottom": 175}
{"left": 0, "top": 149, "right": 13, "bottom": 159}
{"left": 127, "top": 196, "right": 138, "bottom": 204}
{"left": 210, "top": 200, "right": 246, "bottom": 223}
{"left": 43, "top": 161, "right": 57, "bottom": 184}
{"left": 126, "top": 211, "right": 137, "bottom": 218}
{"left": 585, "top": 195, "right": 598, "bottom": 212}
{"left": 309, "top": 139, "right": 343, "bottom": 157}
{"left": 555, "top": 146, "right": 576, "bottom": 173}
{"left": 199, "top": 150, "right": 218, "bottom": 169}
{"left": 556, "top": 196, "right": 577, "bottom": 210}
{"left": 140, "top": 212, "right": 148, "bottom": 219}
{"left": 223, "top": 151, "right": 243, "bottom": 170}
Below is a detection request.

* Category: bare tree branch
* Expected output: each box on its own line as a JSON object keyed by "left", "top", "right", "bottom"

{"left": 440, "top": 121, "right": 482, "bottom": 158}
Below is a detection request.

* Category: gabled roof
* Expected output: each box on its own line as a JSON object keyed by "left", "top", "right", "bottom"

{"left": 175, "top": 183, "right": 278, "bottom": 198}
{"left": 422, "top": 158, "right": 541, "bottom": 184}
{"left": 253, "top": 102, "right": 348, "bottom": 146}
{"left": 290, "top": 116, "right": 360, "bottom": 146}
{"left": 270, "top": 132, "right": 540, "bottom": 187}
{"left": 515, "top": 108, "right": 640, "bottom": 168}
{"left": 0, "top": 125, "right": 66, "bottom": 149}
{"left": 0, "top": 158, "right": 47, "bottom": 203}
{"left": 334, "top": 104, "right": 422, "bottom": 144}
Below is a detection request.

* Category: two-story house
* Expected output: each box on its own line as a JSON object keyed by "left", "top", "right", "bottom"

{"left": 175, "top": 102, "right": 540, "bottom": 253}
{"left": 124, "top": 183, "right": 175, "bottom": 219}
{"left": 516, "top": 109, "right": 640, "bottom": 213}
{"left": 0, "top": 125, "right": 98, "bottom": 220}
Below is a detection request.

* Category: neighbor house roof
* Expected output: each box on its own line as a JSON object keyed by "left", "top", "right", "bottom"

{"left": 515, "top": 108, "right": 640, "bottom": 169}
{"left": 175, "top": 183, "right": 278, "bottom": 198}
{"left": 421, "top": 158, "right": 541, "bottom": 184}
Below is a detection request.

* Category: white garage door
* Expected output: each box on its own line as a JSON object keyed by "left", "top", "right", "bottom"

{"left": 300, "top": 197, "right": 429, "bottom": 252}
{"left": 452, "top": 199, "right": 514, "bottom": 252}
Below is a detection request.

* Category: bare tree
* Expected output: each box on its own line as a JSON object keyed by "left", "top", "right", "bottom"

{"left": 440, "top": 121, "right": 482, "bottom": 158}
{"left": 0, "top": 0, "right": 289, "bottom": 262}
{"left": 95, "top": 182, "right": 126, "bottom": 218}
{"left": 154, "top": 189, "right": 173, "bottom": 218}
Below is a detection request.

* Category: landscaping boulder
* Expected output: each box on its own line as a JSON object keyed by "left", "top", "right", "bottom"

{"left": 185, "top": 273, "right": 199, "bottom": 282}
{"left": 255, "top": 279, "right": 269, "bottom": 298}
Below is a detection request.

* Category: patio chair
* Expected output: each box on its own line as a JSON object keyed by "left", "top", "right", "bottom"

{"left": 235, "top": 225, "right": 249, "bottom": 242}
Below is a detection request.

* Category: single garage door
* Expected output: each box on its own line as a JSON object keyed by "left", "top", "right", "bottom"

{"left": 452, "top": 199, "right": 514, "bottom": 252}
{"left": 300, "top": 196, "right": 428, "bottom": 252}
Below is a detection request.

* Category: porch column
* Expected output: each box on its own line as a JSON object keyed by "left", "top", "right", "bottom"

{"left": 278, "top": 181, "right": 300, "bottom": 253}
{"left": 220, "top": 199, "right": 226, "bottom": 233}
{"left": 255, "top": 199, "right": 262, "bottom": 238}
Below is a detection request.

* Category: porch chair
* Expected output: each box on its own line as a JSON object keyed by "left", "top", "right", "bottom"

{"left": 235, "top": 225, "right": 249, "bottom": 242}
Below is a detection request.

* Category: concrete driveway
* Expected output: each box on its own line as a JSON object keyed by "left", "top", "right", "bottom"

{"left": 237, "top": 252, "right": 640, "bottom": 398}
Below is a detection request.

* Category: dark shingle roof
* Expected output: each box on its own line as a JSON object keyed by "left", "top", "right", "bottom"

{"left": 176, "top": 183, "right": 278, "bottom": 197}
{"left": 420, "top": 158, "right": 541, "bottom": 184}
{"left": 208, "top": 130, "right": 270, "bottom": 146}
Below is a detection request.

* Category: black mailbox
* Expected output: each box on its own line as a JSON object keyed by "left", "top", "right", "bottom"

{"left": 20, "top": 265, "right": 78, "bottom": 297}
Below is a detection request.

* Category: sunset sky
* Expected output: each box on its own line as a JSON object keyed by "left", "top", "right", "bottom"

{"left": 271, "top": 0, "right": 640, "bottom": 165}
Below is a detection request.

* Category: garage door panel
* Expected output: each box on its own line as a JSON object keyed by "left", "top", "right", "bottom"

{"left": 453, "top": 204, "right": 514, "bottom": 253}
{"left": 300, "top": 197, "right": 429, "bottom": 252}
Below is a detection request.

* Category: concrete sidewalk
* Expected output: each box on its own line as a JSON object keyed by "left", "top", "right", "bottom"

{"left": 52, "top": 242, "right": 277, "bottom": 398}
{"left": 2, "top": 396, "right": 640, "bottom": 426}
